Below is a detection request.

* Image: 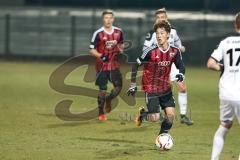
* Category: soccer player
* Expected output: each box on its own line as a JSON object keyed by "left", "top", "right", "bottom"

{"left": 89, "top": 10, "right": 124, "bottom": 121}
{"left": 127, "top": 21, "right": 185, "bottom": 135}
{"left": 207, "top": 12, "right": 240, "bottom": 160}
{"left": 142, "top": 8, "right": 193, "bottom": 125}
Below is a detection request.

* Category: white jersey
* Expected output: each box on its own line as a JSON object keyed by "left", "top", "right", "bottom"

{"left": 211, "top": 34, "right": 240, "bottom": 101}
{"left": 143, "top": 28, "right": 183, "bottom": 81}
{"left": 143, "top": 28, "right": 183, "bottom": 51}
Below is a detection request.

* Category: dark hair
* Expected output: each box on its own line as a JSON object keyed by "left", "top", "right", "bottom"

{"left": 153, "top": 20, "right": 171, "bottom": 33}
{"left": 102, "top": 9, "right": 114, "bottom": 17}
{"left": 235, "top": 12, "right": 240, "bottom": 28}
{"left": 155, "top": 8, "right": 167, "bottom": 16}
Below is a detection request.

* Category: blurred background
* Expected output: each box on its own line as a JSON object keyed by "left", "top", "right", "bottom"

{"left": 0, "top": 0, "right": 239, "bottom": 65}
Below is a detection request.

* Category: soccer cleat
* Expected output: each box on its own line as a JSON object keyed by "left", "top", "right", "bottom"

{"left": 105, "top": 97, "right": 112, "bottom": 113}
{"left": 98, "top": 114, "right": 107, "bottom": 121}
{"left": 180, "top": 115, "right": 193, "bottom": 125}
{"left": 134, "top": 106, "right": 145, "bottom": 127}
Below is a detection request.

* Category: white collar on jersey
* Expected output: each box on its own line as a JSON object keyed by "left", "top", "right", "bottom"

{"left": 102, "top": 26, "right": 115, "bottom": 35}
{"left": 156, "top": 42, "right": 170, "bottom": 53}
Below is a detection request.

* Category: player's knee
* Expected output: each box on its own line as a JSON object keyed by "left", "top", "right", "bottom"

{"left": 166, "top": 114, "right": 175, "bottom": 123}
{"left": 99, "top": 90, "right": 106, "bottom": 96}
{"left": 109, "top": 86, "right": 122, "bottom": 99}
{"left": 221, "top": 121, "right": 233, "bottom": 129}
{"left": 147, "top": 113, "right": 160, "bottom": 122}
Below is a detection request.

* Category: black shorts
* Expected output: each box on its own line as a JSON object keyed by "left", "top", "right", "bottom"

{"left": 146, "top": 92, "right": 175, "bottom": 113}
{"left": 95, "top": 69, "right": 122, "bottom": 90}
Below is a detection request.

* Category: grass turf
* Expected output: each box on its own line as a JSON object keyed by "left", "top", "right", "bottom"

{"left": 0, "top": 61, "right": 239, "bottom": 160}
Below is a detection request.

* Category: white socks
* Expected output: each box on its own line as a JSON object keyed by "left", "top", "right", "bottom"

{"left": 178, "top": 92, "right": 187, "bottom": 115}
{"left": 211, "top": 125, "right": 229, "bottom": 160}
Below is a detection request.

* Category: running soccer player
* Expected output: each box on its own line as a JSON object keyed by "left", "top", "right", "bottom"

{"left": 142, "top": 8, "right": 193, "bottom": 125}
{"left": 89, "top": 10, "right": 124, "bottom": 121}
{"left": 207, "top": 12, "right": 240, "bottom": 160}
{"left": 127, "top": 21, "right": 185, "bottom": 134}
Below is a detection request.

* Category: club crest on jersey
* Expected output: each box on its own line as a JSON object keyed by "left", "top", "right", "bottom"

{"left": 155, "top": 54, "right": 159, "bottom": 59}
{"left": 170, "top": 52, "right": 175, "bottom": 58}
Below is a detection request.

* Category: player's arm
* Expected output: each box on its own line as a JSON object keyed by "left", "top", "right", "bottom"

{"left": 127, "top": 50, "right": 151, "bottom": 96}
{"left": 89, "top": 31, "right": 101, "bottom": 57}
{"left": 89, "top": 49, "right": 101, "bottom": 58}
{"left": 117, "top": 43, "right": 125, "bottom": 53}
{"left": 117, "top": 30, "right": 125, "bottom": 53}
{"left": 173, "top": 29, "right": 185, "bottom": 53}
{"left": 127, "top": 31, "right": 153, "bottom": 96}
{"left": 127, "top": 63, "right": 140, "bottom": 96}
{"left": 207, "top": 57, "right": 223, "bottom": 71}
{"left": 174, "top": 50, "right": 185, "bottom": 82}
{"left": 207, "top": 42, "right": 224, "bottom": 71}
{"left": 89, "top": 32, "right": 108, "bottom": 62}
{"left": 142, "top": 31, "right": 155, "bottom": 52}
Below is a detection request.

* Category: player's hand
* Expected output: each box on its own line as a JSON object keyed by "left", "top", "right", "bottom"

{"left": 218, "top": 63, "right": 224, "bottom": 72}
{"left": 180, "top": 46, "right": 186, "bottom": 53}
{"left": 127, "top": 83, "right": 137, "bottom": 96}
{"left": 100, "top": 55, "right": 108, "bottom": 62}
{"left": 175, "top": 73, "right": 184, "bottom": 82}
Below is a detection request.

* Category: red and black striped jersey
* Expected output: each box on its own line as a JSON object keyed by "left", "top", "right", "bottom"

{"left": 136, "top": 45, "right": 185, "bottom": 94}
{"left": 90, "top": 26, "right": 124, "bottom": 71}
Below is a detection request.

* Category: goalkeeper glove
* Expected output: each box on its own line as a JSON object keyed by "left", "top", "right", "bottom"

{"left": 127, "top": 83, "right": 137, "bottom": 96}
{"left": 100, "top": 55, "right": 108, "bottom": 62}
{"left": 175, "top": 73, "right": 184, "bottom": 82}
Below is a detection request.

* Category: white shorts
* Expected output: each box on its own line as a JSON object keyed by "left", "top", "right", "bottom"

{"left": 220, "top": 99, "right": 240, "bottom": 124}
{"left": 170, "top": 63, "right": 180, "bottom": 81}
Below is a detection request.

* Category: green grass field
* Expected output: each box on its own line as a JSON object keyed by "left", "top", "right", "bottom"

{"left": 0, "top": 61, "right": 239, "bottom": 160}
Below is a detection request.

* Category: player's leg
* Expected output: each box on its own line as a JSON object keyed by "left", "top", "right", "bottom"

{"left": 105, "top": 69, "right": 122, "bottom": 113}
{"left": 146, "top": 93, "right": 161, "bottom": 122}
{"left": 95, "top": 71, "right": 109, "bottom": 120}
{"left": 233, "top": 100, "right": 240, "bottom": 124}
{"left": 160, "top": 107, "right": 175, "bottom": 134}
{"left": 159, "top": 93, "right": 175, "bottom": 134}
{"left": 176, "top": 81, "right": 193, "bottom": 125}
{"left": 170, "top": 64, "right": 193, "bottom": 125}
{"left": 211, "top": 100, "right": 234, "bottom": 160}
{"left": 135, "top": 93, "right": 160, "bottom": 126}
{"left": 134, "top": 93, "right": 148, "bottom": 126}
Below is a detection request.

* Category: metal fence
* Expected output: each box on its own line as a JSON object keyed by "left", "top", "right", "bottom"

{"left": 0, "top": 8, "right": 236, "bottom": 65}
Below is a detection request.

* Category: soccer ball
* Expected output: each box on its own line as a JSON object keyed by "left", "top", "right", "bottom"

{"left": 155, "top": 133, "right": 174, "bottom": 150}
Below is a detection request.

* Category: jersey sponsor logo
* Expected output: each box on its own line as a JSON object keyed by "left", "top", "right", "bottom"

{"left": 114, "top": 33, "right": 119, "bottom": 36}
{"left": 232, "top": 40, "right": 240, "bottom": 43}
{"left": 229, "top": 69, "right": 239, "bottom": 73}
{"left": 105, "top": 40, "right": 117, "bottom": 48}
{"left": 158, "top": 61, "right": 170, "bottom": 67}
{"left": 103, "top": 37, "right": 107, "bottom": 40}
